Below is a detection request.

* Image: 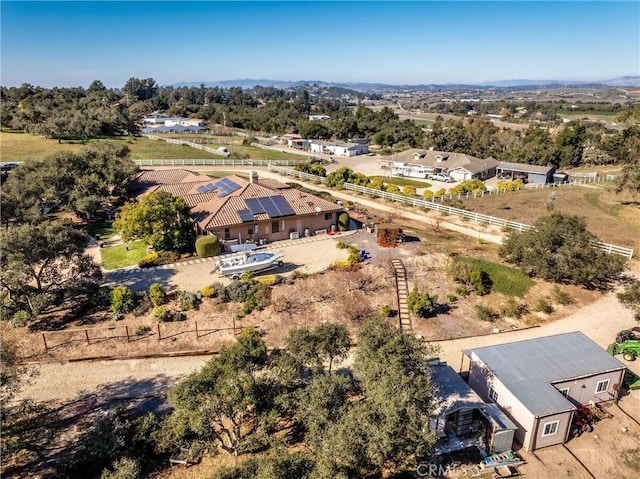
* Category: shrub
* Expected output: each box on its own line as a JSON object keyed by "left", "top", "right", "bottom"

{"left": 153, "top": 306, "right": 169, "bottom": 322}
{"left": 177, "top": 292, "right": 199, "bottom": 311}
{"left": 551, "top": 286, "right": 574, "bottom": 305}
{"left": 379, "top": 305, "right": 392, "bottom": 317}
{"left": 110, "top": 286, "right": 136, "bottom": 316}
{"left": 171, "top": 311, "right": 185, "bottom": 322}
{"left": 149, "top": 283, "right": 166, "bottom": 307}
{"left": 534, "top": 297, "right": 554, "bottom": 314}
{"left": 501, "top": 297, "right": 528, "bottom": 318}
{"left": 132, "top": 292, "right": 152, "bottom": 317}
{"left": 447, "top": 294, "right": 457, "bottom": 303}
{"left": 337, "top": 212, "right": 350, "bottom": 231}
{"left": 201, "top": 285, "right": 217, "bottom": 298}
{"left": 10, "top": 310, "right": 30, "bottom": 328}
{"left": 336, "top": 241, "right": 349, "bottom": 249}
{"left": 434, "top": 188, "right": 447, "bottom": 198}
{"left": 475, "top": 304, "right": 498, "bottom": 322}
{"left": 385, "top": 184, "right": 400, "bottom": 194}
{"left": 450, "top": 179, "right": 486, "bottom": 195}
{"left": 402, "top": 185, "right": 417, "bottom": 197}
{"left": 138, "top": 251, "right": 180, "bottom": 268}
{"left": 195, "top": 235, "right": 221, "bottom": 258}
{"left": 447, "top": 262, "right": 491, "bottom": 296}
{"left": 134, "top": 325, "right": 151, "bottom": 336}
{"left": 255, "top": 275, "right": 282, "bottom": 286}
{"left": 407, "top": 286, "right": 438, "bottom": 318}
{"left": 423, "top": 190, "right": 434, "bottom": 199}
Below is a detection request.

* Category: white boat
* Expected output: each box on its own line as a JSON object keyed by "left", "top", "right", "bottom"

{"left": 213, "top": 252, "right": 284, "bottom": 279}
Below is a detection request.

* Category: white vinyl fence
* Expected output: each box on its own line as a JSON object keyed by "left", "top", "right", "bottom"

{"left": 267, "top": 165, "right": 634, "bottom": 259}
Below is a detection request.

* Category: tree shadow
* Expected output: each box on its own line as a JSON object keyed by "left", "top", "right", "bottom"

{"left": 3, "top": 374, "right": 179, "bottom": 478}
{"left": 102, "top": 268, "right": 176, "bottom": 292}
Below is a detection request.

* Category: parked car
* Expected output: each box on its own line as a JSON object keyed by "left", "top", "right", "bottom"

{"left": 432, "top": 173, "right": 453, "bottom": 183}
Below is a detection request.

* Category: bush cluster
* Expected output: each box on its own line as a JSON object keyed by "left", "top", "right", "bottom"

{"left": 138, "top": 251, "right": 179, "bottom": 268}
{"left": 177, "top": 291, "right": 200, "bottom": 311}
{"left": 221, "top": 277, "right": 271, "bottom": 315}
{"left": 475, "top": 304, "right": 498, "bottom": 322}
{"left": 110, "top": 286, "right": 136, "bottom": 316}
{"left": 407, "top": 286, "right": 438, "bottom": 318}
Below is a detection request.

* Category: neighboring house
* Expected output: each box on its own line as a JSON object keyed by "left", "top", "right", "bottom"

{"left": 310, "top": 140, "right": 369, "bottom": 157}
{"left": 381, "top": 149, "right": 498, "bottom": 181}
{"left": 496, "top": 162, "right": 556, "bottom": 184}
{"left": 142, "top": 115, "right": 205, "bottom": 127}
{"left": 141, "top": 125, "right": 205, "bottom": 134}
{"left": 464, "top": 332, "right": 626, "bottom": 451}
{"left": 309, "top": 115, "right": 331, "bottom": 121}
{"left": 288, "top": 138, "right": 311, "bottom": 149}
{"left": 129, "top": 169, "right": 343, "bottom": 246}
{"left": 430, "top": 362, "right": 518, "bottom": 456}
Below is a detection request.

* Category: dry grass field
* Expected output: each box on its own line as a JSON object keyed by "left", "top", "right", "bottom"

{"left": 461, "top": 183, "right": 640, "bottom": 251}
{"left": 0, "top": 131, "right": 223, "bottom": 161}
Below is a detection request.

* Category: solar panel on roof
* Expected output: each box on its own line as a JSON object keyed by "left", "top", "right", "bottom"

{"left": 271, "top": 196, "right": 295, "bottom": 217}
{"left": 237, "top": 209, "right": 255, "bottom": 222}
{"left": 213, "top": 177, "right": 241, "bottom": 198}
{"left": 196, "top": 183, "right": 216, "bottom": 194}
{"left": 245, "top": 198, "right": 265, "bottom": 214}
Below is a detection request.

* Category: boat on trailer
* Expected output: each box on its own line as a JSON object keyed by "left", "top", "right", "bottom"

{"left": 213, "top": 252, "right": 284, "bottom": 280}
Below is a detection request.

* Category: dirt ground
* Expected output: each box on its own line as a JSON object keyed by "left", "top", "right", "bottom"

{"left": 8, "top": 225, "right": 602, "bottom": 363}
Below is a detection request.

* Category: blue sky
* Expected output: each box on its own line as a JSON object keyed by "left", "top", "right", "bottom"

{"left": 1, "top": 1, "right": 638, "bottom": 88}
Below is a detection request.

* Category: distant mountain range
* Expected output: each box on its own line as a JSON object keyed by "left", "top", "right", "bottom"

{"left": 170, "top": 76, "right": 640, "bottom": 90}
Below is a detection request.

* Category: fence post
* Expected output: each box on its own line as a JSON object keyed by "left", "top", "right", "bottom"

{"left": 157, "top": 323, "right": 161, "bottom": 341}
{"left": 42, "top": 333, "right": 48, "bottom": 352}
{"left": 233, "top": 316, "right": 237, "bottom": 335}
{"left": 126, "top": 325, "right": 130, "bottom": 343}
{"left": 195, "top": 321, "right": 199, "bottom": 340}
{"left": 85, "top": 329, "right": 90, "bottom": 345}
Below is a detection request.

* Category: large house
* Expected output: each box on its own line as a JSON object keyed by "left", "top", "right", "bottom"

{"left": 129, "top": 169, "right": 344, "bottom": 246}
{"left": 141, "top": 115, "right": 206, "bottom": 134}
{"left": 380, "top": 149, "right": 499, "bottom": 181}
{"left": 463, "top": 332, "right": 626, "bottom": 451}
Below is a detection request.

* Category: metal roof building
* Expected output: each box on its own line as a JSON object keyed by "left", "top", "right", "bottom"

{"left": 464, "top": 332, "right": 626, "bottom": 451}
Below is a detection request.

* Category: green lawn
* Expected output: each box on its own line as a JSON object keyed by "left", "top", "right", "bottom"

{"left": 411, "top": 119, "right": 435, "bottom": 127}
{"left": 84, "top": 221, "right": 118, "bottom": 240}
{"left": 100, "top": 241, "right": 147, "bottom": 270}
{"left": 455, "top": 257, "right": 535, "bottom": 297}
{"left": 204, "top": 171, "right": 249, "bottom": 179}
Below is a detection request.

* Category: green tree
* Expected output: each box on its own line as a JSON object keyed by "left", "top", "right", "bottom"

{"left": 163, "top": 329, "right": 269, "bottom": 456}
{"left": 499, "top": 213, "right": 626, "bottom": 288}
{"left": 321, "top": 316, "right": 436, "bottom": 475}
{"left": 407, "top": 286, "right": 439, "bottom": 318}
{"left": 0, "top": 223, "right": 102, "bottom": 318}
{"left": 148, "top": 283, "right": 166, "bottom": 307}
{"left": 114, "top": 190, "right": 194, "bottom": 251}
{"left": 285, "top": 323, "right": 350, "bottom": 375}
{"left": 617, "top": 280, "right": 640, "bottom": 318}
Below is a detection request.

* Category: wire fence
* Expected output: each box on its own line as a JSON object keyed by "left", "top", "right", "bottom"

{"left": 133, "top": 158, "right": 305, "bottom": 167}
{"left": 267, "top": 165, "right": 634, "bottom": 259}
{"left": 36, "top": 319, "right": 247, "bottom": 357}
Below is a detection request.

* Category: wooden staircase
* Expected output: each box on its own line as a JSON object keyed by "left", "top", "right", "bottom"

{"left": 391, "top": 259, "right": 412, "bottom": 333}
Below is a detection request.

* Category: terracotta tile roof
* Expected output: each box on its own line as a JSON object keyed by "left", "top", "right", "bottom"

{"left": 257, "top": 178, "right": 290, "bottom": 190}
{"left": 129, "top": 169, "right": 344, "bottom": 231}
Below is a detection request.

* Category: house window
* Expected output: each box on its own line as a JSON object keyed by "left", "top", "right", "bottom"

{"left": 595, "top": 379, "right": 610, "bottom": 394}
{"left": 489, "top": 386, "right": 499, "bottom": 402}
{"left": 224, "top": 228, "right": 230, "bottom": 240}
{"left": 542, "top": 420, "right": 560, "bottom": 437}
{"left": 559, "top": 387, "right": 570, "bottom": 398}
{"left": 325, "top": 212, "right": 332, "bottom": 220}
{"left": 271, "top": 220, "right": 285, "bottom": 233}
